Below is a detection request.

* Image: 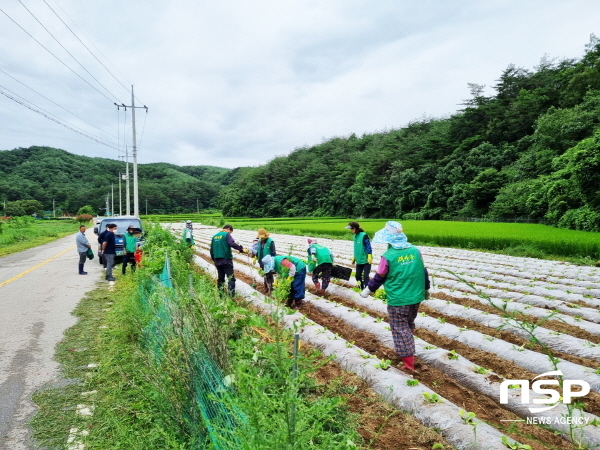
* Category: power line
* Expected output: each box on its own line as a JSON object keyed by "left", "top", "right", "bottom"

{"left": 0, "top": 6, "right": 116, "bottom": 104}
{"left": 46, "top": 0, "right": 145, "bottom": 106}
{"left": 43, "top": 0, "right": 132, "bottom": 98}
{"left": 17, "top": 0, "right": 122, "bottom": 104}
{"left": 0, "top": 84, "right": 119, "bottom": 150}
{"left": 0, "top": 68, "right": 119, "bottom": 142}
{"left": 137, "top": 108, "right": 149, "bottom": 151}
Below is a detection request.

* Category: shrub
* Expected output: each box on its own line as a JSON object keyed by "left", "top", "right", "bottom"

{"left": 76, "top": 214, "right": 93, "bottom": 224}
{"left": 558, "top": 207, "right": 600, "bottom": 232}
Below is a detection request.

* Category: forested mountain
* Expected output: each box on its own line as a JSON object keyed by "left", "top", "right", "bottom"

{"left": 0, "top": 146, "right": 231, "bottom": 215}
{"left": 220, "top": 36, "right": 600, "bottom": 232}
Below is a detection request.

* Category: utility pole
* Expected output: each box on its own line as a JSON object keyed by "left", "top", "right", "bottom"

{"left": 106, "top": 194, "right": 109, "bottom": 216}
{"left": 114, "top": 87, "right": 147, "bottom": 218}
{"left": 196, "top": 199, "right": 199, "bottom": 215}
{"left": 53, "top": 198, "right": 55, "bottom": 218}
{"left": 125, "top": 147, "right": 130, "bottom": 216}
{"left": 111, "top": 183, "right": 114, "bottom": 217}
{"left": 145, "top": 198, "right": 148, "bottom": 215}
{"left": 118, "top": 172, "right": 122, "bottom": 216}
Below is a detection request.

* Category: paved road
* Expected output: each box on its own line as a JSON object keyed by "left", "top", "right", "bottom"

{"left": 0, "top": 229, "right": 104, "bottom": 449}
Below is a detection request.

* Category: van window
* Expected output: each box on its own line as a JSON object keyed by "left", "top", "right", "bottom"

{"left": 101, "top": 219, "right": 142, "bottom": 235}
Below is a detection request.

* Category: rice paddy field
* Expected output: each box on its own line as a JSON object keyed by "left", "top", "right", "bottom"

{"left": 165, "top": 221, "right": 600, "bottom": 450}
{"left": 145, "top": 214, "right": 600, "bottom": 262}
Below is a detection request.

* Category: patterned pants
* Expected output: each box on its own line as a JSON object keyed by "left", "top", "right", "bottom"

{"left": 312, "top": 263, "right": 332, "bottom": 290}
{"left": 387, "top": 303, "right": 421, "bottom": 357}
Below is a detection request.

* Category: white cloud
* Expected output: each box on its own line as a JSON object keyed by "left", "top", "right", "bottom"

{"left": 0, "top": 0, "right": 597, "bottom": 169}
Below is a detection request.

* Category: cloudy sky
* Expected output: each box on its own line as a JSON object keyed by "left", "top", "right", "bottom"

{"left": 0, "top": 1, "right": 597, "bottom": 169}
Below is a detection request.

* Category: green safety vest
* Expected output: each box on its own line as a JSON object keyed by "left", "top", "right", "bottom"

{"left": 382, "top": 246, "right": 425, "bottom": 306}
{"left": 273, "top": 255, "right": 306, "bottom": 276}
{"left": 353, "top": 232, "right": 368, "bottom": 264}
{"left": 124, "top": 233, "right": 137, "bottom": 253}
{"left": 257, "top": 237, "right": 274, "bottom": 262}
{"left": 308, "top": 244, "right": 332, "bottom": 271}
{"left": 211, "top": 231, "right": 232, "bottom": 259}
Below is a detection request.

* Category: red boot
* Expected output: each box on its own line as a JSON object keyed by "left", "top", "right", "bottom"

{"left": 402, "top": 355, "right": 415, "bottom": 371}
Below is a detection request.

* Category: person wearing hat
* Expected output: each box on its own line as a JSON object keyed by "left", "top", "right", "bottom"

{"left": 254, "top": 228, "right": 277, "bottom": 292}
{"left": 261, "top": 254, "right": 306, "bottom": 308}
{"left": 122, "top": 224, "right": 138, "bottom": 274}
{"left": 185, "top": 220, "right": 193, "bottom": 230}
{"left": 345, "top": 221, "right": 373, "bottom": 290}
{"left": 360, "top": 221, "right": 430, "bottom": 372}
{"left": 210, "top": 224, "right": 247, "bottom": 296}
{"left": 101, "top": 223, "right": 118, "bottom": 281}
{"left": 307, "top": 239, "right": 333, "bottom": 293}
{"left": 182, "top": 225, "right": 195, "bottom": 248}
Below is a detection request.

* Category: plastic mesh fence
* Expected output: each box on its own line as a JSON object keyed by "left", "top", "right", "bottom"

{"left": 138, "top": 254, "right": 243, "bottom": 449}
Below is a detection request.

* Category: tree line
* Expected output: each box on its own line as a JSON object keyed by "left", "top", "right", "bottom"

{"left": 219, "top": 35, "right": 600, "bottom": 232}
{"left": 0, "top": 146, "right": 231, "bottom": 216}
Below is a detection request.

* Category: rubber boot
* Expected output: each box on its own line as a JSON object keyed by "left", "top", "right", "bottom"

{"left": 78, "top": 264, "right": 87, "bottom": 275}
{"left": 402, "top": 355, "right": 415, "bottom": 371}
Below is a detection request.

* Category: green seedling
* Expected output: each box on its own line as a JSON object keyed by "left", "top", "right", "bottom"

{"left": 437, "top": 317, "right": 446, "bottom": 324}
{"left": 422, "top": 392, "right": 442, "bottom": 403}
{"left": 423, "top": 345, "right": 437, "bottom": 350}
{"left": 406, "top": 379, "right": 419, "bottom": 387}
{"left": 375, "top": 317, "right": 383, "bottom": 323}
{"left": 459, "top": 409, "right": 477, "bottom": 425}
{"left": 501, "top": 436, "right": 531, "bottom": 449}
{"left": 431, "top": 443, "right": 445, "bottom": 450}
{"left": 418, "top": 312, "right": 427, "bottom": 317}
{"left": 374, "top": 359, "right": 392, "bottom": 370}
{"left": 447, "top": 350, "right": 459, "bottom": 360}
{"left": 473, "top": 366, "right": 490, "bottom": 374}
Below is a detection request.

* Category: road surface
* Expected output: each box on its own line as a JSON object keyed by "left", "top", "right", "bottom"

{"left": 0, "top": 229, "right": 103, "bottom": 449}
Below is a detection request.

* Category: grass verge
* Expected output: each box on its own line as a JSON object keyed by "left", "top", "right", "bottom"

{"left": 0, "top": 218, "right": 80, "bottom": 257}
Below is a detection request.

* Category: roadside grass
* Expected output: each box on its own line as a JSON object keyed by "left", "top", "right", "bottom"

{"left": 0, "top": 218, "right": 80, "bottom": 257}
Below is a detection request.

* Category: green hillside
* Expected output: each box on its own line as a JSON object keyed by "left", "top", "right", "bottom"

{"left": 220, "top": 36, "right": 600, "bottom": 232}
{"left": 0, "top": 146, "right": 231, "bottom": 215}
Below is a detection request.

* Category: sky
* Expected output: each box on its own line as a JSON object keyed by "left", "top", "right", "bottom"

{"left": 0, "top": 1, "right": 598, "bottom": 170}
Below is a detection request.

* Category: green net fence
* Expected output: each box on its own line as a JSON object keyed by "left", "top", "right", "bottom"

{"left": 138, "top": 253, "right": 243, "bottom": 449}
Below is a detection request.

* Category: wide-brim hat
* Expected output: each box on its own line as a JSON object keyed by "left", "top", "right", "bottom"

{"left": 257, "top": 228, "right": 269, "bottom": 238}
{"left": 372, "top": 221, "right": 412, "bottom": 249}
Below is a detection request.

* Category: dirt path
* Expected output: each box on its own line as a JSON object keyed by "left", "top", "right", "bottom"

{"left": 0, "top": 229, "right": 104, "bottom": 449}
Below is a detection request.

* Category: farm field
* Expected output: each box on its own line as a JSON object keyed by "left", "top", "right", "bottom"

{"left": 0, "top": 218, "right": 78, "bottom": 257}
{"left": 168, "top": 222, "right": 600, "bottom": 450}
{"left": 151, "top": 214, "right": 600, "bottom": 262}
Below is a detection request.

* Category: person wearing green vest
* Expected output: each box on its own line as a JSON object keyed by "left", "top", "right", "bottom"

{"left": 182, "top": 227, "right": 195, "bottom": 248}
{"left": 360, "top": 221, "right": 430, "bottom": 372}
{"left": 261, "top": 254, "right": 306, "bottom": 308}
{"left": 122, "top": 225, "right": 138, "bottom": 274}
{"left": 210, "top": 224, "right": 247, "bottom": 296}
{"left": 307, "top": 238, "right": 333, "bottom": 293}
{"left": 255, "top": 228, "right": 276, "bottom": 293}
{"left": 345, "top": 221, "right": 373, "bottom": 289}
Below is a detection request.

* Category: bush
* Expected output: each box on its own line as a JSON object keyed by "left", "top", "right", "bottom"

{"left": 558, "top": 207, "right": 600, "bottom": 232}
{"left": 77, "top": 205, "right": 96, "bottom": 216}
{"left": 76, "top": 214, "right": 93, "bottom": 224}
